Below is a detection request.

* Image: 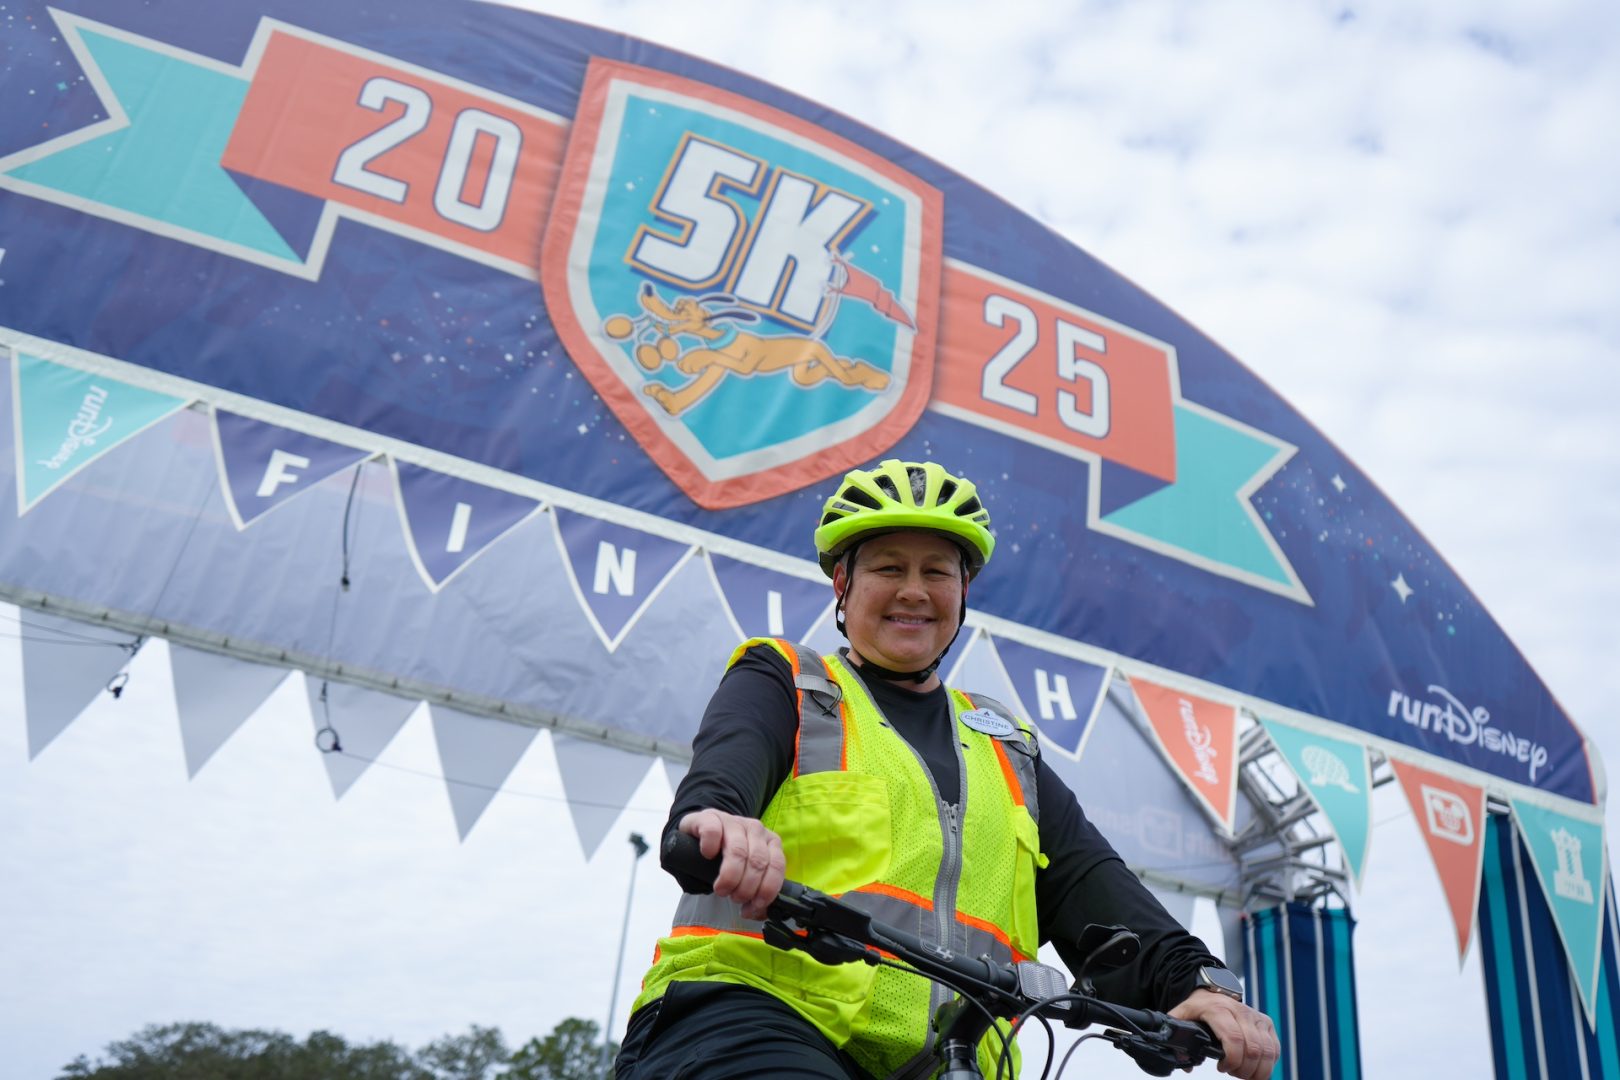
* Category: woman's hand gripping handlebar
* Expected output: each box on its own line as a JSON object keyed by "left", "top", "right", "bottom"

{"left": 662, "top": 830, "right": 1221, "bottom": 1078}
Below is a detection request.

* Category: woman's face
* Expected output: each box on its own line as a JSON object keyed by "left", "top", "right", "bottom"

{"left": 833, "top": 531, "right": 966, "bottom": 685}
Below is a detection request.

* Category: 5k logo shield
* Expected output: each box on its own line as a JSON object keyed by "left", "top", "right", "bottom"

{"left": 541, "top": 60, "right": 943, "bottom": 508}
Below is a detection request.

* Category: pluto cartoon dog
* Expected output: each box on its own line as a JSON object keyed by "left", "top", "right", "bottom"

{"left": 603, "top": 282, "right": 891, "bottom": 416}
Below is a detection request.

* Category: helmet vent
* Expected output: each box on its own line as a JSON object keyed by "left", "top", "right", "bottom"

{"left": 905, "top": 465, "right": 928, "bottom": 501}
{"left": 873, "top": 474, "right": 900, "bottom": 501}
{"left": 841, "top": 487, "right": 881, "bottom": 511}
{"left": 937, "top": 478, "right": 958, "bottom": 503}
{"left": 957, "top": 496, "right": 982, "bottom": 517}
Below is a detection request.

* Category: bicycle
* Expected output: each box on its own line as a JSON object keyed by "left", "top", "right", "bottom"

{"left": 663, "top": 831, "right": 1221, "bottom": 1079}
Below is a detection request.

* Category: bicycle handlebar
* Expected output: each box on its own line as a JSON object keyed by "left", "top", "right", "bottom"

{"left": 662, "top": 830, "right": 1220, "bottom": 1077}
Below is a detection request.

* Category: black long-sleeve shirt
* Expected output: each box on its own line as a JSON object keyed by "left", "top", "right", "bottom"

{"left": 663, "top": 644, "right": 1223, "bottom": 1011}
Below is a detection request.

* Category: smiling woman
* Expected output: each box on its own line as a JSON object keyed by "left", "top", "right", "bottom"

{"left": 833, "top": 531, "right": 967, "bottom": 689}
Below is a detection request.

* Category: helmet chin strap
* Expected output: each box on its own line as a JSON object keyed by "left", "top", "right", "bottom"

{"left": 835, "top": 547, "right": 969, "bottom": 685}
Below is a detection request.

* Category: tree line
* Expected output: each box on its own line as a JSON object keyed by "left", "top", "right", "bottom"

{"left": 58, "top": 1016, "right": 617, "bottom": 1080}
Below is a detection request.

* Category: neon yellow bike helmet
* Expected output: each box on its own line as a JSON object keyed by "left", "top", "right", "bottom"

{"left": 814, "top": 459, "right": 994, "bottom": 579}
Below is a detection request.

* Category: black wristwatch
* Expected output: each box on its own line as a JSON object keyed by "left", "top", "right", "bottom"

{"left": 1195, "top": 966, "right": 1244, "bottom": 1002}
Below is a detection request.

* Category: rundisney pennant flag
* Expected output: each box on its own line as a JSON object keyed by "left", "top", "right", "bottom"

{"left": 1129, "top": 676, "right": 1240, "bottom": 832}
{"left": 18, "top": 606, "right": 137, "bottom": 759}
{"left": 429, "top": 705, "right": 538, "bottom": 841}
{"left": 991, "top": 636, "right": 1109, "bottom": 758}
{"left": 1391, "top": 757, "right": 1487, "bottom": 964}
{"left": 391, "top": 460, "right": 542, "bottom": 592}
{"left": 705, "top": 552, "right": 832, "bottom": 642}
{"left": 1511, "top": 798, "right": 1609, "bottom": 1021}
{"left": 552, "top": 735, "right": 657, "bottom": 860}
{"left": 305, "top": 679, "right": 419, "bottom": 799}
{"left": 169, "top": 644, "right": 289, "bottom": 778}
{"left": 212, "top": 409, "right": 370, "bottom": 529}
{"left": 1262, "top": 717, "right": 1373, "bottom": 888}
{"left": 13, "top": 352, "right": 188, "bottom": 513}
{"left": 551, "top": 508, "right": 694, "bottom": 651}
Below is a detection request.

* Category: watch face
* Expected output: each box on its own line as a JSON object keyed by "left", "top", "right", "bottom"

{"left": 1202, "top": 966, "right": 1244, "bottom": 998}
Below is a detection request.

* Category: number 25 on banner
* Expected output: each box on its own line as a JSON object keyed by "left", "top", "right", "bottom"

{"left": 224, "top": 29, "right": 568, "bottom": 275}
{"left": 935, "top": 263, "right": 1179, "bottom": 482}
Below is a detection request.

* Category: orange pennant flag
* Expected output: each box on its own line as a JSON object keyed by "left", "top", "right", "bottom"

{"left": 1128, "top": 677, "right": 1239, "bottom": 831}
{"left": 1391, "top": 758, "right": 1487, "bottom": 964}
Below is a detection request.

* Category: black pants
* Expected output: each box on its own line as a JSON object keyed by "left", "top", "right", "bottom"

{"left": 614, "top": 981, "right": 873, "bottom": 1079}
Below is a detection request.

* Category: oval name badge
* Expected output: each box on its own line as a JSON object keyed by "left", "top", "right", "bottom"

{"left": 960, "top": 708, "right": 1017, "bottom": 738}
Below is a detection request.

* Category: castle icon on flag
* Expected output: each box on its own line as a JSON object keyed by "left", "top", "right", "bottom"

{"left": 1552, "top": 826, "right": 1594, "bottom": 904}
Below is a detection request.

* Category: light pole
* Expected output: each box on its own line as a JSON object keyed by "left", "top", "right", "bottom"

{"left": 601, "top": 831, "right": 650, "bottom": 1077}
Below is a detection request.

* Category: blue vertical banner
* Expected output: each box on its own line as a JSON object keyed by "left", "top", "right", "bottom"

{"left": 551, "top": 508, "right": 694, "bottom": 651}
{"left": 1512, "top": 798, "right": 1608, "bottom": 1022}
{"left": 1245, "top": 902, "right": 1363, "bottom": 1080}
{"left": 391, "top": 460, "right": 542, "bottom": 591}
{"left": 705, "top": 552, "right": 831, "bottom": 642}
{"left": 1478, "top": 813, "right": 1620, "bottom": 1080}
{"left": 13, "top": 353, "right": 187, "bottom": 513}
{"left": 1262, "top": 717, "right": 1373, "bottom": 888}
{"left": 987, "top": 635, "right": 1109, "bottom": 758}
{"left": 212, "top": 410, "right": 370, "bottom": 528}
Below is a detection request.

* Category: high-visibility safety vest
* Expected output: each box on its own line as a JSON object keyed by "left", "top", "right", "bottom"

{"left": 634, "top": 638, "right": 1049, "bottom": 1079}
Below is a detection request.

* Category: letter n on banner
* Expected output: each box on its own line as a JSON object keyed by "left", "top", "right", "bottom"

{"left": 1128, "top": 676, "right": 1239, "bottom": 832}
{"left": 212, "top": 409, "right": 370, "bottom": 528}
{"left": 990, "top": 636, "right": 1109, "bottom": 759}
{"left": 1390, "top": 758, "right": 1486, "bottom": 964}
{"left": 551, "top": 508, "right": 694, "bottom": 651}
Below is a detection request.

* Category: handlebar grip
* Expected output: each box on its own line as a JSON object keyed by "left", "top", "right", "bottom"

{"left": 662, "top": 829, "right": 722, "bottom": 893}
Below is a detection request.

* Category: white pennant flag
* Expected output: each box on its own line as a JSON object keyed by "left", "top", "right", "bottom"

{"left": 429, "top": 706, "right": 538, "bottom": 841}
{"left": 305, "top": 679, "right": 419, "bottom": 799}
{"left": 553, "top": 735, "right": 656, "bottom": 860}
{"left": 169, "top": 645, "right": 289, "bottom": 778}
{"left": 18, "top": 607, "right": 137, "bottom": 759}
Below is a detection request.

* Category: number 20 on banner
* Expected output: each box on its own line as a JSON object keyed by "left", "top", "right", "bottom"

{"left": 224, "top": 29, "right": 568, "bottom": 273}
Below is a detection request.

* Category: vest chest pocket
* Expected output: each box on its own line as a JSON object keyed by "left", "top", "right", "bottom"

{"left": 763, "top": 771, "right": 893, "bottom": 897}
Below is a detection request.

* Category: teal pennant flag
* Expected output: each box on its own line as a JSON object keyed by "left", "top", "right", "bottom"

{"left": 1262, "top": 717, "right": 1373, "bottom": 888}
{"left": 1098, "top": 403, "right": 1307, "bottom": 603}
{"left": 13, "top": 353, "right": 189, "bottom": 513}
{"left": 0, "top": 16, "right": 298, "bottom": 267}
{"left": 1511, "top": 798, "right": 1608, "bottom": 1022}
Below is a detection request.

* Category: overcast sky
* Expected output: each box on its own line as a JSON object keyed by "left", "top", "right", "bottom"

{"left": 4, "top": 1, "right": 1618, "bottom": 1078}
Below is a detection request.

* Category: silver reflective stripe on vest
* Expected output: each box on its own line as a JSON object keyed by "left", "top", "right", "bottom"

{"left": 788, "top": 643, "right": 846, "bottom": 775}
{"left": 960, "top": 692, "right": 1041, "bottom": 827}
{"left": 671, "top": 889, "right": 761, "bottom": 935}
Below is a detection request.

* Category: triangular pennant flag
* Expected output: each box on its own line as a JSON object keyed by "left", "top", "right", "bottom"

{"left": 705, "top": 553, "right": 832, "bottom": 642}
{"left": 429, "top": 706, "right": 538, "bottom": 840}
{"left": 552, "top": 509, "right": 693, "bottom": 650}
{"left": 1261, "top": 717, "right": 1373, "bottom": 888}
{"left": 1128, "top": 676, "right": 1240, "bottom": 831}
{"left": 212, "top": 409, "right": 369, "bottom": 529}
{"left": 662, "top": 756, "right": 690, "bottom": 797}
{"left": 305, "top": 679, "right": 419, "bottom": 799}
{"left": 391, "top": 461, "right": 542, "bottom": 592}
{"left": 1390, "top": 758, "right": 1486, "bottom": 964}
{"left": 1510, "top": 798, "right": 1608, "bottom": 1021}
{"left": 18, "top": 608, "right": 137, "bottom": 758}
{"left": 169, "top": 645, "right": 289, "bottom": 778}
{"left": 991, "top": 636, "right": 1109, "bottom": 758}
{"left": 553, "top": 735, "right": 657, "bottom": 859}
{"left": 14, "top": 353, "right": 188, "bottom": 513}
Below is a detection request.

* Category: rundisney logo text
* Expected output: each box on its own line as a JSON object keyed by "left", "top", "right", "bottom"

{"left": 1178, "top": 697, "right": 1219, "bottom": 783}
{"left": 35, "top": 385, "right": 111, "bottom": 471}
{"left": 1388, "top": 684, "right": 1549, "bottom": 782}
